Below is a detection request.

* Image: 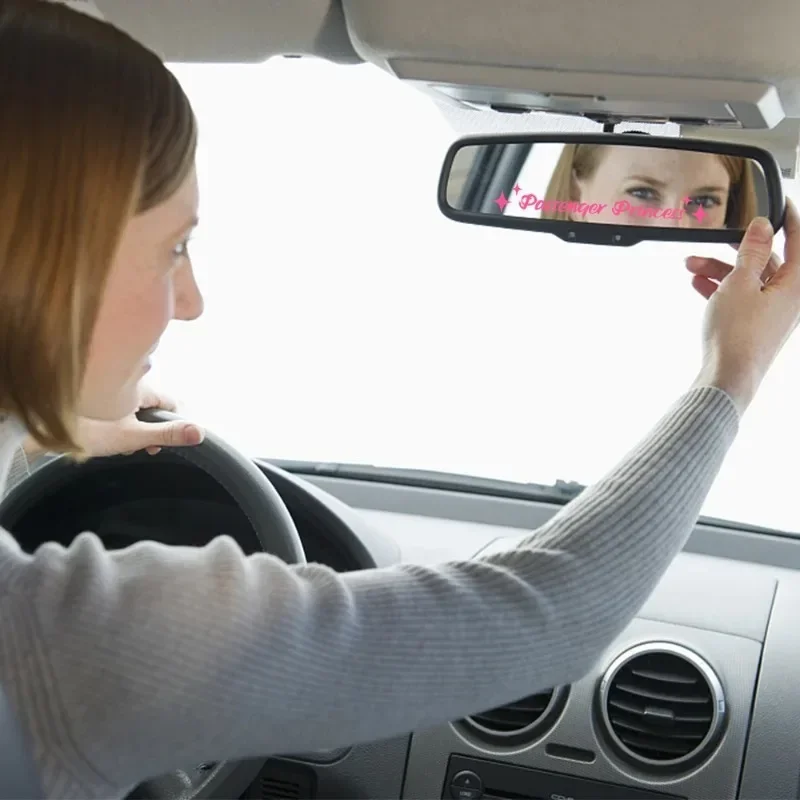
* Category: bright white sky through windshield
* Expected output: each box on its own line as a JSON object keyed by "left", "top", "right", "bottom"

{"left": 150, "top": 58, "right": 800, "bottom": 535}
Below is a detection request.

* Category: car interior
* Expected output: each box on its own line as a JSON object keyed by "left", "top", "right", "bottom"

{"left": 4, "top": 1, "right": 800, "bottom": 799}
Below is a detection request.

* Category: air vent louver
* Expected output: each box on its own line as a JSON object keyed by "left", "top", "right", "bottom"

{"left": 598, "top": 643, "right": 725, "bottom": 769}
{"left": 457, "top": 687, "right": 568, "bottom": 747}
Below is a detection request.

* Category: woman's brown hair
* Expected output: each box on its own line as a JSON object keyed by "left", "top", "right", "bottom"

{"left": 0, "top": 0, "right": 197, "bottom": 453}
{"left": 540, "top": 143, "right": 758, "bottom": 227}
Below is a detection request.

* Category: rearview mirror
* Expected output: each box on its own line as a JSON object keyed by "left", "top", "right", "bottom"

{"left": 438, "top": 133, "right": 785, "bottom": 247}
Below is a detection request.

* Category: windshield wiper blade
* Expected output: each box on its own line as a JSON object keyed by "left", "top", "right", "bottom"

{"left": 262, "top": 459, "right": 587, "bottom": 504}
{"left": 261, "top": 459, "right": 797, "bottom": 537}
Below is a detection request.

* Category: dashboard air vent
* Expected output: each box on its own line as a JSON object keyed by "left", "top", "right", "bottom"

{"left": 457, "top": 686, "right": 568, "bottom": 747}
{"left": 598, "top": 643, "right": 726, "bottom": 770}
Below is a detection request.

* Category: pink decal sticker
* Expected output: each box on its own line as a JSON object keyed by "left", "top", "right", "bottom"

{"left": 504, "top": 188, "right": 712, "bottom": 222}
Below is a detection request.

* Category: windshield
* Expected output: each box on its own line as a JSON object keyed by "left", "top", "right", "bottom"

{"left": 150, "top": 58, "right": 800, "bottom": 535}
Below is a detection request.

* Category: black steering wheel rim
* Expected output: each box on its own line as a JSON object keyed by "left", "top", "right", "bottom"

{"left": 0, "top": 409, "right": 306, "bottom": 799}
{"left": 0, "top": 408, "right": 306, "bottom": 564}
{"left": 136, "top": 408, "right": 305, "bottom": 563}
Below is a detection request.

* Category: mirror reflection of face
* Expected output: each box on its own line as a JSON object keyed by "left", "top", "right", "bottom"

{"left": 573, "top": 147, "right": 731, "bottom": 228}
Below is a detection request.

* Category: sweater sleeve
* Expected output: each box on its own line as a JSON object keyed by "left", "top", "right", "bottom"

{"left": 0, "top": 385, "right": 739, "bottom": 799}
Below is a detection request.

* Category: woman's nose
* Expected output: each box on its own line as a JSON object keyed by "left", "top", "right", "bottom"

{"left": 174, "top": 262, "right": 204, "bottom": 321}
{"left": 661, "top": 196, "right": 694, "bottom": 228}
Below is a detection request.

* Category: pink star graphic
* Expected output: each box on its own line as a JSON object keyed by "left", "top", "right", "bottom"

{"left": 693, "top": 206, "right": 706, "bottom": 222}
{"left": 495, "top": 192, "right": 509, "bottom": 211}
{"left": 512, "top": 183, "right": 521, "bottom": 194}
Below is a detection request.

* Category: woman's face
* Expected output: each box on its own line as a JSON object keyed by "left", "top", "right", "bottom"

{"left": 572, "top": 147, "right": 732, "bottom": 227}
{"left": 79, "top": 166, "right": 203, "bottom": 420}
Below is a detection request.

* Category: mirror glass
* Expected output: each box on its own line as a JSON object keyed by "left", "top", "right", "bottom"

{"left": 445, "top": 140, "right": 772, "bottom": 232}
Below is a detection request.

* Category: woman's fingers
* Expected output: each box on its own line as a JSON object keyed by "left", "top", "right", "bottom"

{"left": 762, "top": 252, "right": 785, "bottom": 285}
{"left": 691, "top": 274, "right": 718, "bottom": 300}
{"left": 724, "top": 200, "right": 800, "bottom": 288}
{"left": 686, "top": 252, "right": 781, "bottom": 286}
{"left": 137, "top": 386, "right": 178, "bottom": 413}
{"left": 772, "top": 198, "right": 800, "bottom": 286}
{"left": 686, "top": 256, "right": 731, "bottom": 282}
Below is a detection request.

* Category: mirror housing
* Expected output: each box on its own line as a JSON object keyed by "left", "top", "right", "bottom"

{"left": 438, "top": 133, "right": 785, "bottom": 247}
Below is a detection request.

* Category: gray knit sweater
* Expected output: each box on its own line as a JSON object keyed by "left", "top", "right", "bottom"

{"left": 0, "top": 386, "right": 739, "bottom": 798}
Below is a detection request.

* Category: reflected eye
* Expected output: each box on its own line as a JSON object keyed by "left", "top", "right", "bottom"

{"left": 627, "top": 186, "right": 659, "bottom": 203}
{"left": 686, "top": 195, "right": 722, "bottom": 210}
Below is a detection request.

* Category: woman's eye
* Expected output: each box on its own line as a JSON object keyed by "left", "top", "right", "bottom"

{"left": 687, "top": 195, "right": 721, "bottom": 210}
{"left": 172, "top": 239, "right": 191, "bottom": 260}
{"left": 627, "top": 186, "right": 659, "bottom": 203}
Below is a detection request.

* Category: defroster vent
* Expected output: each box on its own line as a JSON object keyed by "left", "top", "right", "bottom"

{"left": 598, "top": 642, "right": 726, "bottom": 770}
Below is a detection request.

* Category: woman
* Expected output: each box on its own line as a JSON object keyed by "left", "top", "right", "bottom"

{"left": 1, "top": 3, "right": 799, "bottom": 798}
{"left": 541, "top": 142, "right": 758, "bottom": 227}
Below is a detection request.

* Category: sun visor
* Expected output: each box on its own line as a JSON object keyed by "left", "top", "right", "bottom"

{"left": 342, "top": 0, "right": 800, "bottom": 130}
{"left": 397, "top": 64, "right": 784, "bottom": 130}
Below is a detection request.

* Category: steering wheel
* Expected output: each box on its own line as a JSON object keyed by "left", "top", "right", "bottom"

{"left": 0, "top": 409, "right": 307, "bottom": 800}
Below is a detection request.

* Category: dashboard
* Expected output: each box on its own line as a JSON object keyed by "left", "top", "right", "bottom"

{"left": 10, "top": 456, "right": 800, "bottom": 800}
{"left": 244, "top": 466, "right": 800, "bottom": 800}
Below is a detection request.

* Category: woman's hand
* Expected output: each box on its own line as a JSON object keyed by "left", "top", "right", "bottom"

{"left": 686, "top": 198, "right": 800, "bottom": 415}
{"left": 22, "top": 385, "right": 204, "bottom": 460}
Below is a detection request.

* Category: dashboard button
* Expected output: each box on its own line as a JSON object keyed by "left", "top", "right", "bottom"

{"left": 450, "top": 770, "right": 483, "bottom": 799}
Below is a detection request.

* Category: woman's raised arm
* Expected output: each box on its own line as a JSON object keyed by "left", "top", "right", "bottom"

{"left": 5, "top": 204, "right": 800, "bottom": 799}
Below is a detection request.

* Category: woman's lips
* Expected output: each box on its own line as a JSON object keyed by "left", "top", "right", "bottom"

{"left": 142, "top": 340, "right": 160, "bottom": 373}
